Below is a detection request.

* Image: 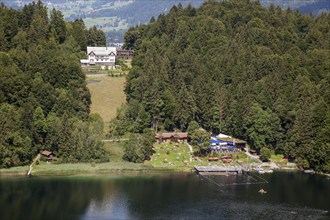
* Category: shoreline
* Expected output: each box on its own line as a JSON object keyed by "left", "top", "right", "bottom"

{"left": 1, "top": 160, "right": 329, "bottom": 178}
{"left": 2, "top": 163, "right": 329, "bottom": 178}
{"left": 0, "top": 163, "right": 194, "bottom": 177}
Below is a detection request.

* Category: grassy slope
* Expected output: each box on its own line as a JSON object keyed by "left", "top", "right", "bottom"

{"left": 84, "top": 17, "right": 117, "bottom": 28}
{"left": 87, "top": 76, "right": 126, "bottom": 123}
{"left": 146, "top": 143, "right": 238, "bottom": 168}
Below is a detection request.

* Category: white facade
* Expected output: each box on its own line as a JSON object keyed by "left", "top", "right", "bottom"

{"left": 81, "top": 47, "right": 116, "bottom": 67}
{"left": 217, "top": 133, "right": 232, "bottom": 139}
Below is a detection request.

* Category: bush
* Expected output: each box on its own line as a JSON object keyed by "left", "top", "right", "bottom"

{"left": 40, "top": 156, "right": 47, "bottom": 162}
{"left": 52, "top": 157, "right": 62, "bottom": 164}
{"left": 211, "top": 151, "right": 218, "bottom": 157}
{"left": 296, "top": 158, "right": 310, "bottom": 169}
{"left": 260, "top": 147, "right": 272, "bottom": 162}
{"left": 237, "top": 151, "right": 247, "bottom": 160}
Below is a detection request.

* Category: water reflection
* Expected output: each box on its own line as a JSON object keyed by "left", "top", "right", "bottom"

{"left": 0, "top": 172, "right": 329, "bottom": 220}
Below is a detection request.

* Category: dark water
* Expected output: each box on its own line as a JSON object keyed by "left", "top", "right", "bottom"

{"left": 0, "top": 172, "right": 329, "bottom": 220}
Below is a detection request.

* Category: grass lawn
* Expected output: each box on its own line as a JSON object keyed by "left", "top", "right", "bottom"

{"left": 0, "top": 165, "right": 30, "bottom": 175}
{"left": 145, "top": 143, "right": 258, "bottom": 170}
{"left": 87, "top": 75, "right": 126, "bottom": 124}
{"left": 270, "top": 154, "right": 289, "bottom": 167}
{"left": 146, "top": 143, "right": 191, "bottom": 167}
{"left": 30, "top": 161, "right": 151, "bottom": 176}
{"left": 271, "top": 154, "right": 284, "bottom": 161}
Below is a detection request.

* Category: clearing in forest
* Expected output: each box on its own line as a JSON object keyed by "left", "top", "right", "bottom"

{"left": 87, "top": 75, "right": 126, "bottom": 123}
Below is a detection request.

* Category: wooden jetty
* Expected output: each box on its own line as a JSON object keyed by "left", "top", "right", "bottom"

{"left": 194, "top": 165, "right": 245, "bottom": 175}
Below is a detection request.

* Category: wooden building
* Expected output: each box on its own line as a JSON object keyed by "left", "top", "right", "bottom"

{"left": 116, "top": 50, "right": 134, "bottom": 59}
{"left": 233, "top": 139, "right": 247, "bottom": 150}
{"left": 41, "top": 150, "right": 55, "bottom": 161}
{"left": 155, "top": 132, "right": 189, "bottom": 143}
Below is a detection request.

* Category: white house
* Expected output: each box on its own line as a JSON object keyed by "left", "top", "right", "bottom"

{"left": 80, "top": 46, "right": 116, "bottom": 68}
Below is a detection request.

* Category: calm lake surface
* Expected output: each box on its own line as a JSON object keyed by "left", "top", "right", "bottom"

{"left": 0, "top": 172, "right": 329, "bottom": 220}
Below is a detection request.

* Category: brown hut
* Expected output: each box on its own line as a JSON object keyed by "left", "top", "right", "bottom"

{"left": 41, "top": 150, "right": 55, "bottom": 161}
{"left": 155, "top": 132, "right": 189, "bottom": 143}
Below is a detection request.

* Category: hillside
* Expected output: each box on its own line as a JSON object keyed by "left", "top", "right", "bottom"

{"left": 2, "top": 0, "right": 329, "bottom": 42}
{"left": 87, "top": 76, "right": 126, "bottom": 123}
{"left": 0, "top": 1, "right": 108, "bottom": 168}
{"left": 112, "top": 1, "right": 330, "bottom": 172}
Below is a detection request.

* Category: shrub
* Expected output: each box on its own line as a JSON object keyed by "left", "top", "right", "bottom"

{"left": 296, "top": 158, "right": 310, "bottom": 169}
{"left": 211, "top": 151, "right": 218, "bottom": 157}
{"left": 260, "top": 147, "right": 272, "bottom": 162}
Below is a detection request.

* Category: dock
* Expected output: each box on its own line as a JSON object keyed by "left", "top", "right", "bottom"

{"left": 194, "top": 165, "right": 245, "bottom": 175}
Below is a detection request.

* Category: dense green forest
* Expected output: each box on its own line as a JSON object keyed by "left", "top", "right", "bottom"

{"left": 111, "top": 0, "right": 330, "bottom": 172}
{"left": 0, "top": 1, "right": 108, "bottom": 168}
{"left": 5, "top": 1, "right": 327, "bottom": 43}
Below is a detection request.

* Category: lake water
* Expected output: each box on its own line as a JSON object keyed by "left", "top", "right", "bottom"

{"left": 0, "top": 172, "right": 329, "bottom": 220}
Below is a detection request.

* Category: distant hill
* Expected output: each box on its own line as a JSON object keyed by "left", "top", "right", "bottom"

{"left": 298, "top": 0, "right": 330, "bottom": 15}
{"left": 2, "top": 0, "right": 329, "bottom": 42}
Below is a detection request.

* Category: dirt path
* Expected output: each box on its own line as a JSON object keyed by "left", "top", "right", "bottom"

{"left": 185, "top": 143, "right": 193, "bottom": 162}
{"left": 86, "top": 73, "right": 109, "bottom": 77}
{"left": 27, "top": 154, "right": 40, "bottom": 176}
{"left": 244, "top": 145, "right": 260, "bottom": 160}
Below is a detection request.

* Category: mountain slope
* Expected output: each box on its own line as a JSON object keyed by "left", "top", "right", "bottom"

{"left": 2, "top": 0, "right": 329, "bottom": 42}
{"left": 114, "top": 1, "right": 330, "bottom": 172}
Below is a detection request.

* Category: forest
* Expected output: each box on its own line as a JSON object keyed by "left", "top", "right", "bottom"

{"left": 0, "top": 1, "right": 107, "bottom": 168}
{"left": 111, "top": 0, "right": 330, "bottom": 173}
{"left": 3, "top": 1, "right": 327, "bottom": 43}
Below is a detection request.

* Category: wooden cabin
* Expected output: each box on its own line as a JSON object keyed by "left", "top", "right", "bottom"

{"left": 116, "top": 49, "right": 134, "bottom": 59}
{"left": 41, "top": 150, "right": 55, "bottom": 162}
{"left": 155, "top": 132, "right": 189, "bottom": 143}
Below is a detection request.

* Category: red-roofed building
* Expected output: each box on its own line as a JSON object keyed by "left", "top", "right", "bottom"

{"left": 41, "top": 150, "right": 55, "bottom": 161}
{"left": 156, "top": 132, "right": 189, "bottom": 143}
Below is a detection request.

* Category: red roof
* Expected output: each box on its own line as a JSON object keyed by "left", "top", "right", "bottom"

{"left": 175, "top": 132, "right": 188, "bottom": 138}
{"left": 156, "top": 132, "right": 188, "bottom": 139}
{"left": 41, "top": 150, "right": 53, "bottom": 157}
